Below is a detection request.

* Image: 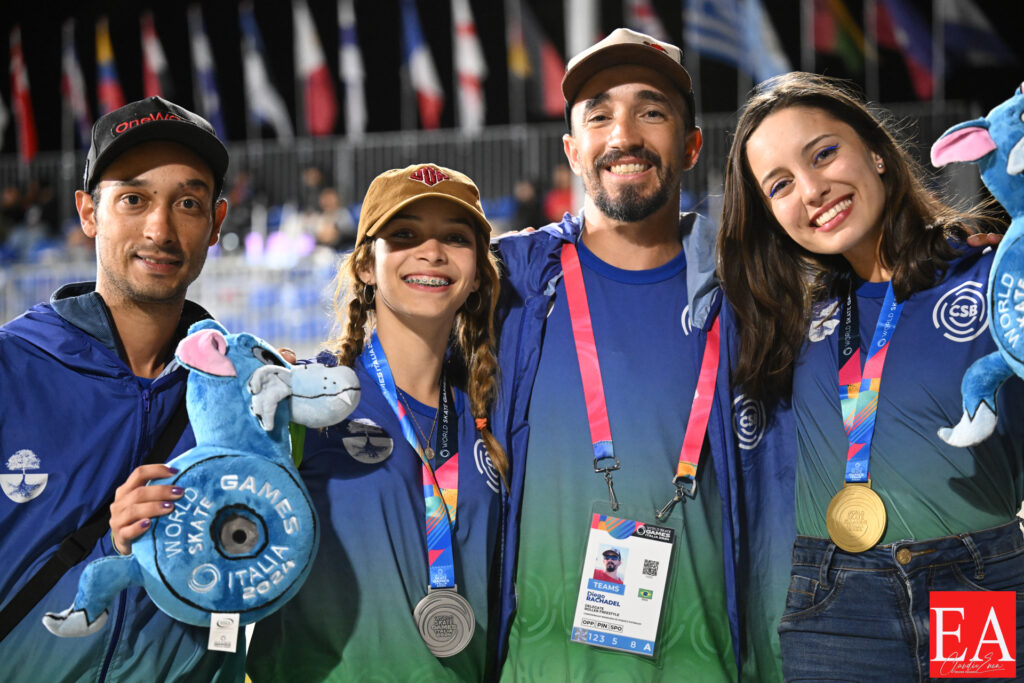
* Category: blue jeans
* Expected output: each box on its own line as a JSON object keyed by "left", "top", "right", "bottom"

{"left": 778, "top": 518, "right": 1024, "bottom": 682}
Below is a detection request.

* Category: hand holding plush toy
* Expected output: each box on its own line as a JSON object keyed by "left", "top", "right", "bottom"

{"left": 42, "top": 321, "right": 359, "bottom": 642}
{"left": 932, "top": 81, "right": 1024, "bottom": 446}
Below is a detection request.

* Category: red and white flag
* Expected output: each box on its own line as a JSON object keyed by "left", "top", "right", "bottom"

{"left": 452, "top": 0, "right": 487, "bottom": 134}
{"left": 401, "top": 0, "right": 444, "bottom": 130}
{"left": 9, "top": 26, "right": 38, "bottom": 162}
{"left": 293, "top": 0, "right": 338, "bottom": 136}
{"left": 140, "top": 11, "right": 174, "bottom": 98}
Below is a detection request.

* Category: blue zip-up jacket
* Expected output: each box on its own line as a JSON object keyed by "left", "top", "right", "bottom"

{"left": 0, "top": 283, "right": 245, "bottom": 683}
{"left": 490, "top": 211, "right": 795, "bottom": 678}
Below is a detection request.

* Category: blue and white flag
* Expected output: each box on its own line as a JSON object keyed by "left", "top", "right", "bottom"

{"left": 239, "top": 1, "right": 294, "bottom": 139}
{"left": 684, "top": 0, "right": 789, "bottom": 80}
{"left": 939, "top": 0, "right": 1015, "bottom": 67}
{"left": 61, "top": 19, "right": 92, "bottom": 148}
{"left": 338, "top": 0, "right": 366, "bottom": 136}
{"left": 187, "top": 5, "right": 227, "bottom": 140}
{"left": 741, "top": 0, "right": 791, "bottom": 81}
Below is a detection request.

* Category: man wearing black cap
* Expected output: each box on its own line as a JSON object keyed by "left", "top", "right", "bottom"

{"left": 0, "top": 97, "right": 242, "bottom": 681}
{"left": 492, "top": 29, "right": 783, "bottom": 681}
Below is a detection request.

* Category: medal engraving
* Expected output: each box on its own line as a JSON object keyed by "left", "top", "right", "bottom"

{"left": 826, "top": 483, "right": 887, "bottom": 553}
{"left": 413, "top": 587, "right": 475, "bottom": 657}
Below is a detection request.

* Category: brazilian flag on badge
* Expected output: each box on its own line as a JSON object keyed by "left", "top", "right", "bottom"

{"left": 638, "top": 588, "right": 654, "bottom": 601}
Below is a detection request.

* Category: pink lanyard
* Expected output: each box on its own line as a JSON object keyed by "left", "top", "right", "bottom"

{"left": 559, "top": 243, "right": 721, "bottom": 520}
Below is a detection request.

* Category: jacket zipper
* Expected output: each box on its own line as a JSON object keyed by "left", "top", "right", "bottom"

{"left": 98, "top": 386, "right": 152, "bottom": 682}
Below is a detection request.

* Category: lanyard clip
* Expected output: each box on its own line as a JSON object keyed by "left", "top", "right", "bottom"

{"left": 655, "top": 478, "right": 697, "bottom": 521}
{"left": 594, "top": 456, "right": 621, "bottom": 511}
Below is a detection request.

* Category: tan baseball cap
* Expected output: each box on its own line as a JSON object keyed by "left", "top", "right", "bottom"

{"left": 356, "top": 164, "right": 493, "bottom": 247}
{"left": 561, "top": 28, "right": 693, "bottom": 108}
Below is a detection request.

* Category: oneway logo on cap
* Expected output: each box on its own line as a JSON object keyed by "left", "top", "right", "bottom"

{"left": 410, "top": 166, "right": 450, "bottom": 187}
{"left": 112, "top": 111, "right": 182, "bottom": 136}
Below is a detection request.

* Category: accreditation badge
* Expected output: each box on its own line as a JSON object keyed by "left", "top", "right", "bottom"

{"left": 570, "top": 513, "right": 674, "bottom": 657}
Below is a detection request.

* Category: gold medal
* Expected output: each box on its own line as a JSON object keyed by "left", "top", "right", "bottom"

{"left": 825, "top": 482, "right": 886, "bottom": 553}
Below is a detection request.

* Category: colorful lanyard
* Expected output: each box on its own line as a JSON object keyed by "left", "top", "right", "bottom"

{"left": 559, "top": 243, "right": 720, "bottom": 520}
{"left": 361, "top": 332, "right": 459, "bottom": 589}
{"left": 837, "top": 281, "right": 904, "bottom": 483}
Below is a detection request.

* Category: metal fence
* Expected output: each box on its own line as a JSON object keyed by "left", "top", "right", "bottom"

{"left": 1, "top": 101, "right": 984, "bottom": 355}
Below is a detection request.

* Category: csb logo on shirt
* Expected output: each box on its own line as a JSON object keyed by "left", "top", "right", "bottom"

{"left": 930, "top": 591, "right": 1016, "bottom": 678}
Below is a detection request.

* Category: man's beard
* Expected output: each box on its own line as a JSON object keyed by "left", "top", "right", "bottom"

{"left": 585, "top": 150, "right": 678, "bottom": 223}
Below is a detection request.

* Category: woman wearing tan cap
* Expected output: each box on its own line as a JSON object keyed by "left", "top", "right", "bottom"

{"left": 247, "top": 164, "right": 508, "bottom": 681}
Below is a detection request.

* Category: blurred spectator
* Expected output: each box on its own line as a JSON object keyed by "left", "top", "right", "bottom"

{"left": 512, "top": 178, "right": 546, "bottom": 230}
{"left": 220, "top": 169, "right": 256, "bottom": 255}
{"left": 312, "top": 186, "right": 356, "bottom": 252}
{"left": 1, "top": 185, "right": 24, "bottom": 247}
{"left": 543, "top": 163, "right": 575, "bottom": 223}
{"left": 298, "top": 165, "right": 327, "bottom": 213}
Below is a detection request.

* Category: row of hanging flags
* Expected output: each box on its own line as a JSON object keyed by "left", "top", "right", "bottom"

{"left": 0, "top": 0, "right": 1016, "bottom": 163}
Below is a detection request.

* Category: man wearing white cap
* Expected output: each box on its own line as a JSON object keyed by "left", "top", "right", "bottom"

{"left": 492, "top": 28, "right": 769, "bottom": 680}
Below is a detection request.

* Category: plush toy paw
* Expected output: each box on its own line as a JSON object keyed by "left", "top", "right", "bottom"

{"left": 938, "top": 402, "right": 997, "bottom": 447}
{"left": 42, "top": 606, "right": 108, "bottom": 637}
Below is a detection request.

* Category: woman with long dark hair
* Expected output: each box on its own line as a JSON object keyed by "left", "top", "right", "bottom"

{"left": 719, "top": 72, "right": 1024, "bottom": 680}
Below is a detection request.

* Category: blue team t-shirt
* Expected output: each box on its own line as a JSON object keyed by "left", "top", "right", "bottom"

{"left": 503, "top": 239, "right": 735, "bottom": 681}
{"left": 793, "top": 247, "right": 1024, "bottom": 542}
{"left": 246, "top": 362, "right": 502, "bottom": 681}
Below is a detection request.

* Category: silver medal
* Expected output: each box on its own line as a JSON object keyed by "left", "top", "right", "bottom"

{"left": 412, "top": 587, "right": 475, "bottom": 657}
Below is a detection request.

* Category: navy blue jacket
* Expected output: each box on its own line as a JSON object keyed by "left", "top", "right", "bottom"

{"left": 0, "top": 283, "right": 245, "bottom": 682}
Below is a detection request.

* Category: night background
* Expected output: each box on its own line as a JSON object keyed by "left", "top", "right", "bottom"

{"left": 1, "top": 0, "right": 1022, "bottom": 154}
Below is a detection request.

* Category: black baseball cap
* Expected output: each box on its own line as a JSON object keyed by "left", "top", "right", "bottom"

{"left": 83, "top": 96, "right": 229, "bottom": 194}
{"left": 602, "top": 549, "right": 621, "bottom": 559}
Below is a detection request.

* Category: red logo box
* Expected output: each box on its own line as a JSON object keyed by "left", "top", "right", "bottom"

{"left": 930, "top": 591, "right": 1016, "bottom": 678}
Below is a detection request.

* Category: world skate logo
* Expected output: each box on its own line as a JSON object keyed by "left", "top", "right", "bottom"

{"left": 340, "top": 419, "right": 394, "bottom": 464}
{"left": 933, "top": 281, "right": 988, "bottom": 343}
{"left": 409, "top": 166, "right": 450, "bottom": 186}
{"left": 733, "top": 395, "right": 766, "bottom": 450}
{"left": 473, "top": 439, "right": 499, "bottom": 494}
{"left": 1, "top": 449, "right": 48, "bottom": 503}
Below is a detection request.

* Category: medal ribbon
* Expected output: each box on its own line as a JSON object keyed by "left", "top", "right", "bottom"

{"left": 837, "top": 281, "right": 904, "bottom": 484}
{"left": 361, "top": 332, "right": 459, "bottom": 589}
{"left": 560, "top": 243, "right": 720, "bottom": 494}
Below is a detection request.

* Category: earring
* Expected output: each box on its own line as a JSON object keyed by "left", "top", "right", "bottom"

{"left": 876, "top": 161, "right": 885, "bottom": 170}
{"left": 359, "top": 284, "right": 375, "bottom": 306}
{"left": 463, "top": 291, "right": 483, "bottom": 314}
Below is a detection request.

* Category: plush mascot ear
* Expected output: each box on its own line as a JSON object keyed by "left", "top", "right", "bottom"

{"left": 176, "top": 328, "right": 237, "bottom": 377}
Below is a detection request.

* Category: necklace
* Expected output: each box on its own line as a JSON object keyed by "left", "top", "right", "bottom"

{"left": 398, "top": 387, "right": 440, "bottom": 460}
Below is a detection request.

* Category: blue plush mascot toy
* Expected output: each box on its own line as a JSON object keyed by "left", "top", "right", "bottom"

{"left": 932, "top": 81, "right": 1024, "bottom": 446}
{"left": 42, "top": 320, "right": 360, "bottom": 639}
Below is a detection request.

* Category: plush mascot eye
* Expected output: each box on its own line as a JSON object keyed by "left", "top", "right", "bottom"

{"left": 252, "top": 346, "right": 285, "bottom": 366}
